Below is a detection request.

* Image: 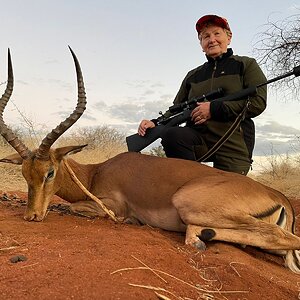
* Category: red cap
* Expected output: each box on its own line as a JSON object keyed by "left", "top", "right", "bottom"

{"left": 196, "top": 15, "right": 231, "bottom": 35}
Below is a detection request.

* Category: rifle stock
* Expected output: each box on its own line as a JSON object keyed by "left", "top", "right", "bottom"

{"left": 126, "top": 109, "right": 191, "bottom": 152}
{"left": 126, "top": 126, "right": 165, "bottom": 152}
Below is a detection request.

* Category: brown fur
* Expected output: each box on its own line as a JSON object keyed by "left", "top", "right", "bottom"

{"left": 1, "top": 150, "right": 300, "bottom": 255}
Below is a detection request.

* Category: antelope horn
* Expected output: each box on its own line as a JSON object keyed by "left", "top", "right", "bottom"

{"left": 36, "top": 46, "right": 87, "bottom": 160}
{"left": 0, "top": 49, "right": 31, "bottom": 159}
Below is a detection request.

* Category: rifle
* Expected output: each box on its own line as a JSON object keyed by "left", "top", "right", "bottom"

{"left": 126, "top": 66, "right": 300, "bottom": 153}
{"left": 126, "top": 89, "right": 224, "bottom": 152}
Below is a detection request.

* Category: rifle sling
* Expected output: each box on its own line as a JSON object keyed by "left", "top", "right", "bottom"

{"left": 196, "top": 99, "right": 250, "bottom": 162}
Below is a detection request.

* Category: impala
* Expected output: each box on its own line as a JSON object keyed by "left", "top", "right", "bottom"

{"left": 1, "top": 48, "right": 300, "bottom": 274}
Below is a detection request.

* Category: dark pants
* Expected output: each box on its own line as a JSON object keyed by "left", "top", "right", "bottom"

{"left": 160, "top": 126, "right": 251, "bottom": 175}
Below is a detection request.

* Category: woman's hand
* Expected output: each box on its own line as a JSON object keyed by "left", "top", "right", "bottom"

{"left": 191, "top": 102, "right": 211, "bottom": 124}
{"left": 138, "top": 120, "right": 155, "bottom": 136}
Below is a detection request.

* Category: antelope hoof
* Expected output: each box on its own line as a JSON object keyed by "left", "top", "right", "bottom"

{"left": 193, "top": 239, "right": 207, "bottom": 251}
{"left": 185, "top": 237, "right": 207, "bottom": 250}
{"left": 69, "top": 201, "right": 105, "bottom": 218}
{"left": 123, "top": 217, "right": 142, "bottom": 225}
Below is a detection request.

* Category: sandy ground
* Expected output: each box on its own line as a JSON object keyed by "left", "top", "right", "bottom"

{"left": 1, "top": 166, "right": 300, "bottom": 299}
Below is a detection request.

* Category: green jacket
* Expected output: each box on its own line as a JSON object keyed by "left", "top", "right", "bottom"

{"left": 169, "top": 48, "right": 267, "bottom": 163}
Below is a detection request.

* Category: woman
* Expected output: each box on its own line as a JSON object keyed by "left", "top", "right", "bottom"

{"left": 138, "top": 15, "right": 267, "bottom": 175}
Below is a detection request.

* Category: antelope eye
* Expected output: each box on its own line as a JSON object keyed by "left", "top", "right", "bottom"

{"left": 46, "top": 169, "right": 55, "bottom": 180}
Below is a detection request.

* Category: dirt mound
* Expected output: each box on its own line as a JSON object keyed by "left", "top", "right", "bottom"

{"left": 1, "top": 192, "right": 300, "bottom": 299}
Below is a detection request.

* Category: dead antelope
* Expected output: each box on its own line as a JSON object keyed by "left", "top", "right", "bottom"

{"left": 1, "top": 49, "right": 300, "bottom": 274}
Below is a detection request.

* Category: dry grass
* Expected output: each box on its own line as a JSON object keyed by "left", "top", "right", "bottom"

{"left": 0, "top": 145, "right": 25, "bottom": 191}
{"left": 251, "top": 155, "right": 300, "bottom": 198}
{"left": 1, "top": 138, "right": 300, "bottom": 199}
{"left": 254, "top": 172, "right": 300, "bottom": 198}
{"left": 71, "top": 146, "right": 127, "bottom": 164}
{"left": 0, "top": 142, "right": 127, "bottom": 192}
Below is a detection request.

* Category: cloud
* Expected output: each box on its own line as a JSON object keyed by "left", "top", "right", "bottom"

{"left": 254, "top": 139, "right": 292, "bottom": 156}
{"left": 80, "top": 113, "right": 98, "bottom": 122}
{"left": 16, "top": 80, "right": 29, "bottom": 85}
{"left": 150, "top": 82, "right": 164, "bottom": 88}
{"left": 142, "top": 89, "right": 156, "bottom": 96}
{"left": 254, "top": 120, "right": 300, "bottom": 156}
{"left": 89, "top": 79, "right": 174, "bottom": 125}
{"left": 111, "top": 122, "right": 138, "bottom": 135}
{"left": 257, "top": 120, "right": 300, "bottom": 136}
{"left": 52, "top": 105, "right": 97, "bottom": 123}
{"left": 48, "top": 79, "right": 73, "bottom": 91}
{"left": 55, "top": 110, "right": 74, "bottom": 119}
{"left": 93, "top": 98, "right": 170, "bottom": 123}
{"left": 125, "top": 80, "right": 165, "bottom": 89}
{"left": 125, "top": 80, "right": 151, "bottom": 89}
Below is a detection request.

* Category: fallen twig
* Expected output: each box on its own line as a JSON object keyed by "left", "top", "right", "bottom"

{"left": 229, "top": 262, "right": 245, "bottom": 278}
{"left": 131, "top": 255, "right": 168, "bottom": 283}
{"left": 63, "top": 159, "right": 118, "bottom": 222}
{"left": 0, "top": 246, "right": 20, "bottom": 252}
{"left": 154, "top": 291, "right": 173, "bottom": 300}
{"left": 20, "top": 262, "right": 39, "bottom": 269}
{"left": 112, "top": 266, "right": 249, "bottom": 295}
{"left": 128, "top": 283, "right": 178, "bottom": 299}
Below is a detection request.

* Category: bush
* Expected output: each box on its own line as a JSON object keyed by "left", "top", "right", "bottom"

{"left": 253, "top": 154, "right": 300, "bottom": 198}
{"left": 65, "top": 126, "right": 125, "bottom": 148}
{"left": 60, "top": 125, "right": 127, "bottom": 160}
{"left": 149, "top": 145, "right": 166, "bottom": 157}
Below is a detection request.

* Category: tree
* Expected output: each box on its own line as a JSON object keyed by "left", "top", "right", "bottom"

{"left": 253, "top": 13, "right": 300, "bottom": 95}
{"left": 68, "top": 125, "right": 126, "bottom": 150}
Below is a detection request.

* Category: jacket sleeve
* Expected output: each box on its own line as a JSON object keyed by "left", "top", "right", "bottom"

{"left": 210, "top": 58, "right": 267, "bottom": 122}
{"left": 173, "top": 73, "right": 191, "bottom": 105}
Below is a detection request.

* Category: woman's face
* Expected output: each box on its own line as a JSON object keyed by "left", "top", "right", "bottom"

{"left": 199, "top": 25, "right": 231, "bottom": 58}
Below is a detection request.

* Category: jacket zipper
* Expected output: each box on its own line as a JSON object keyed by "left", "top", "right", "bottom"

{"left": 210, "top": 60, "right": 217, "bottom": 91}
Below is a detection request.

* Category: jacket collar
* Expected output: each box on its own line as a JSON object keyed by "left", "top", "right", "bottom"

{"left": 206, "top": 48, "right": 233, "bottom": 62}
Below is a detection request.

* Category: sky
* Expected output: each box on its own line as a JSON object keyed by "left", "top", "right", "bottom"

{"left": 0, "top": 0, "right": 300, "bottom": 162}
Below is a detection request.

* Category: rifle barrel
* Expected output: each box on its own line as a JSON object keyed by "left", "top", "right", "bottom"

{"left": 257, "top": 65, "right": 300, "bottom": 88}
{"left": 168, "top": 88, "right": 224, "bottom": 114}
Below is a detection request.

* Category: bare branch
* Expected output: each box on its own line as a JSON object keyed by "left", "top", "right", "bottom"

{"left": 253, "top": 13, "right": 300, "bottom": 99}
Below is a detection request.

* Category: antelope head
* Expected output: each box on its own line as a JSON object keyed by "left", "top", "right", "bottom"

{"left": 0, "top": 47, "right": 87, "bottom": 221}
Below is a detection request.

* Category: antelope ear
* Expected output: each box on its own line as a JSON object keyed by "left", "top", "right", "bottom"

{"left": 0, "top": 153, "right": 23, "bottom": 165}
{"left": 54, "top": 144, "right": 88, "bottom": 161}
